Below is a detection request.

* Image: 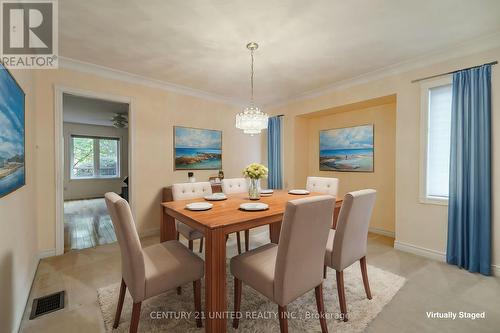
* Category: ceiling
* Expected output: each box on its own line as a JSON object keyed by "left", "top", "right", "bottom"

{"left": 60, "top": 0, "right": 500, "bottom": 105}
{"left": 63, "top": 94, "right": 128, "bottom": 127}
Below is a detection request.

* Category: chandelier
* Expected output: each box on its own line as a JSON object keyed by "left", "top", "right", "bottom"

{"left": 235, "top": 42, "right": 268, "bottom": 135}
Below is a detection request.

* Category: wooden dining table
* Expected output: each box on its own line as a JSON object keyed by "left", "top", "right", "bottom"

{"left": 160, "top": 190, "right": 342, "bottom": 333}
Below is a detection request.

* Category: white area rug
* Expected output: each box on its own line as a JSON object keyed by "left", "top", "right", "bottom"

{"left": 98, "top": 262, "right": 405, "bottom": 332}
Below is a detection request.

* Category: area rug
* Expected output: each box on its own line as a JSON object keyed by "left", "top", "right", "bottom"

{"left": 97, "top": 262, "right": 405, "bottom": 332}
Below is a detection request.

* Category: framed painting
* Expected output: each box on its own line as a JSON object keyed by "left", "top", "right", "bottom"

{"left": 174, "top": 126, "right": 222, "bottom": 170}
{"left": 0, "top": 62, "right": 26, "bottom": 198}
{"left": 319, "top": 124, "right": 374, "bottom": 172}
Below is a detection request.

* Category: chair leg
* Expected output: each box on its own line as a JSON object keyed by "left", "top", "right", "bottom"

{"left": 113, "top": 279, "right": 126, "bottom": 329}
{"left": 177, "top": 286, "right": 182, "bottom": 295}
{"left": 336, "top": 271, "right": 348, "bottom": 322}
{"left": 323, "top": 265, "right": 327, "bottom": 279}
{"left": 176, "top": 231, "right": 180, "bottom": 240}
{"left": 278, "top": 305, "right": 288, "bottom": 333}
{"left": 188, "top": 240, "right": 194, "bottom": 251}
{"left": 130, "top": 302, "right": 142, "bottom": 333}
{"left": 233, "top": 277, "right": 242, "bottom": 328}
{"left": 244, "top": 229, "right": 250, "bottom": 251}
{"left": 199, "top": 238, "right": 204, "bottom": 253}
{"left": 193, "top": 280, "right": 203, "bottom": 328}
{"left": 315, "top": 284, "right": 328, "bottom": 333}
{"left": 236, "top": 232, "right": 242, "bottom": 254}
{"left": 360, "top": 256, "right": 372, "bottom": 300}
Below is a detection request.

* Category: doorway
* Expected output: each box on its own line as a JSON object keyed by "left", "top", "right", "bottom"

{"left": 54, "top": 87, "right": 134, "bottom": 254}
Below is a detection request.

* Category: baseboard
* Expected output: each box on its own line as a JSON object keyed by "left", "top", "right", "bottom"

{"left": 368, "top": 227, "right": 395, "bottom": 238}
{"left": 394, "top": 240, "right": 446, "bottom": 262}
{"left": 394, "top": 241, "right": 499, "bottom": 276}
{"left": 140, "top": 227, "right": 160, "bottom": 238}
{"left": 38, "top": 249, "right": 57, "bottom": 259}
{"left": 17, "top": 255, "right": 41, "bottom": 333}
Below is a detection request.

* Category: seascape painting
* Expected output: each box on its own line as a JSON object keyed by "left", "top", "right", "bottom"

{"left": 174, "top": 126, "right": 222, "bottom": 170}
{"left": 0, "top": 63, "right": 25, "bottom": 197}
{"left": 320, "top": 124, "right": 374, "bottom": 172}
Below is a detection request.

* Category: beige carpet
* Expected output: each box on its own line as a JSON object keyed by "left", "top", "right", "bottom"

{"left": 98, "top": 262, "right": 405, "bottom": 332}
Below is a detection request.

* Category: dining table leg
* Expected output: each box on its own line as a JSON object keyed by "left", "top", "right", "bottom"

{"left": 205, "top": 227, "right": 227, "bottom": 333}
{"left": 269, "top": 221, "right": 282, "bottom": 244}
{"left": 161, "top": 207, "right": 177, "bottom": 242}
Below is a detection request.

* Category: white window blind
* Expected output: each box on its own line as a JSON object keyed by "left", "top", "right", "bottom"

{"left": 426, "top": 84, "right": 452, "bottom": 198}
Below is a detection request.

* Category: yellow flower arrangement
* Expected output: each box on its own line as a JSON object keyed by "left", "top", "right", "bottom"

{"left": 243, "top": 163, "right": 269, "bottom": 180}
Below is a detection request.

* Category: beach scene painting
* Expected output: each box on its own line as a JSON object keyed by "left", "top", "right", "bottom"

{"left": 0, "top": 63, "right": 25, "bottom": 198}
{"left": 320, "top": 124, "right": 374, "bottom": 172}
{"left": 174, "top": 126, "right": 222, "bottom": 170}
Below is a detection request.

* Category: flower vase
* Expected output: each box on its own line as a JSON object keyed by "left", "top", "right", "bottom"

{"left": 248, "top": 178, "right": 261, "bottom": 200}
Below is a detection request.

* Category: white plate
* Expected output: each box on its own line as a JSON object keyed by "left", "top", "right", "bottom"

{"left": 204, "top": 194, "right": 227, "bottom": 201}
{"left": 240, "top": 203, "right": 269, "bottom": 211}
{"left": 260, "top": 189, "right": 274, "bottom": 194}
{"left": 186, "top": 202, "right": 213, "bottom": 211}
{"left": 288, "top": 189, "right": 310, "bottom": 195}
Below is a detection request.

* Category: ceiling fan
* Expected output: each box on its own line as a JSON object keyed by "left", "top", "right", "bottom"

{"left": 111, "top": 112, "right": 128, "bottom": 128}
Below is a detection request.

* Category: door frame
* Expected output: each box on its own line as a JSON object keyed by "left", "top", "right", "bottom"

{"left": 54, "top": 85, "right": 135, "bottom": 255}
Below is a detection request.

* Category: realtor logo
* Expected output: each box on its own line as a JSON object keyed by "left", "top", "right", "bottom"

{"left": 1, "top": 0, "right": 58, "bottom": 68}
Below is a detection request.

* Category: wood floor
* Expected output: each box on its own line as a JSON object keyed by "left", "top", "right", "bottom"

{"left": 64, "top": 198, "right": 117, "bottom": 252}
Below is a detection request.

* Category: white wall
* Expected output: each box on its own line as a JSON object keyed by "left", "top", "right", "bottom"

{"left": 268, "top": 46, "right": 500, "bottom": 273}
{"left": 33, "top": 67, "right": 262, "bottom": 252}
{"left": 0, "top": 69, "right": 39, "bottom": 333}
{"left": 63, "top": 122, "right": 128, "bottom": 200}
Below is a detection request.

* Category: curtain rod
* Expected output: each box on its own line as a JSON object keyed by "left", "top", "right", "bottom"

{"left": 411, "top": 60, "right": 497, "bottom": 83}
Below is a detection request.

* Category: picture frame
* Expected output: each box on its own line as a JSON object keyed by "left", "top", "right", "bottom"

{"left": 319, "top": 124, "right": 374, "bottom": 172}
{"left": 0, "top": 61, "right": 26, "bottom": 198}
{"left": 174, "top": 126, "right": 222, "bottom": 170}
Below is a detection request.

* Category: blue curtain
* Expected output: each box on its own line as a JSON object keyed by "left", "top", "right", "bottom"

{"left": 267, "top": 116, "right": 283, "bottom": 189}
{"left": 446, "top": 64, "right": 492, "bottom": 276}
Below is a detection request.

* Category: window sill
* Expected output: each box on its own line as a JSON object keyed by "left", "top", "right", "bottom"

{"left": 70, "top": 177, "right": 121, "bottom": 182}
{"left": 419, "top": 196, "right": 448, "bottom": 206}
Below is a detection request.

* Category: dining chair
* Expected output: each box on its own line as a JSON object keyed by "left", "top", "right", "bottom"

{"left": 172, "top": 182, "right": 212, "bottom": 253}
{"left": 231, "top": 195, "right": 335, "bottom": 333}
{"left": 221, "top": 178, "right": 250, "bottom": 252}
{"left": 104, "top": 192, "right": 204, "bottom": 333}
{"left": 323, "top": 189, "right": 376, "bottom": 322}
{"left": 306, "top": 176, "right": 339, "bottom": 197}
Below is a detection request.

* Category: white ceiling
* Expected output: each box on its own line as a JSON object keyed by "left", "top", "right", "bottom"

{"left": 63, "top": 94, "right": 128, "bottom": 127}
{"left": 59, "top": 0, "right": 500, "bottom": 105}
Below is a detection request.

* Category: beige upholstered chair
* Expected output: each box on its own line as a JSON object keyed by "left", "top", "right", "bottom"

{"left": 324, "top": 189, "right": 376, "bottom": 322}
{"left": 222, "top": 178, "right": 250, "bottom": 252}
{"left": 231, "top": 195, "right": 335, "bottom": 333}
{"left": 306, "top": 176, "right": 339, "bottom": 197}
{"left": 105, "top": 193, "right": 204, "bottom": 333}
{"left": 172, "top": 182, "right": 212, "bottom": 253}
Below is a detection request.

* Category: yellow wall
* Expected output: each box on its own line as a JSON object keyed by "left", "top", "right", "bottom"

{"left": 33, "top": 68, "right": 261, "bottom": 252}
{"left": 269, "top": 47, "right": 500, "bottom": 270}
{"left": 301, "top": 101, "right": 396, "bottom": 233}
{"left": 0, "top": 69, "right": 39, "bottom": 332}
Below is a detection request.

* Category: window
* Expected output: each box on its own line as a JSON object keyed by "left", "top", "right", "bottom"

{"left": 71, "top": 136, "right": 120, "bottom": 179}
{"left": 420, "top": 78, "right": 452, "bottom": 204}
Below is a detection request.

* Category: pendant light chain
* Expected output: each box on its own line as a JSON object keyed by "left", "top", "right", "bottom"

{"left": 250, "top": 49, "right": 254, "bottom": 105}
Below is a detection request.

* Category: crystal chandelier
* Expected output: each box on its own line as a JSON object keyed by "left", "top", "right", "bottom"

{"left": 235, "top": 42, "right": 268, "bottom": 135}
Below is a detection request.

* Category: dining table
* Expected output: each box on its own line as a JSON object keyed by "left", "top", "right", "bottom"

{"left": 160, "top": 190, "right": 343, "bottom": 333}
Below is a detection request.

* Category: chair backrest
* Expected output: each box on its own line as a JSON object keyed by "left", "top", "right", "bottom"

{"left": 331, "top": 189, "right": 376, "bottom": 271}
{"left": 171, "top": 182, "right": 213, "bottom": 201}
{"left": 104, "top": 192, "right": 145, "bottom": 301}
{"left": 306, "top": 176, "right": 339, "bottom": 198}
{"left": 221, "top": 178, "right": 248, "bottom": 194}
{"left": 274, "top": 195, "right": 334, "bottom": 306}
